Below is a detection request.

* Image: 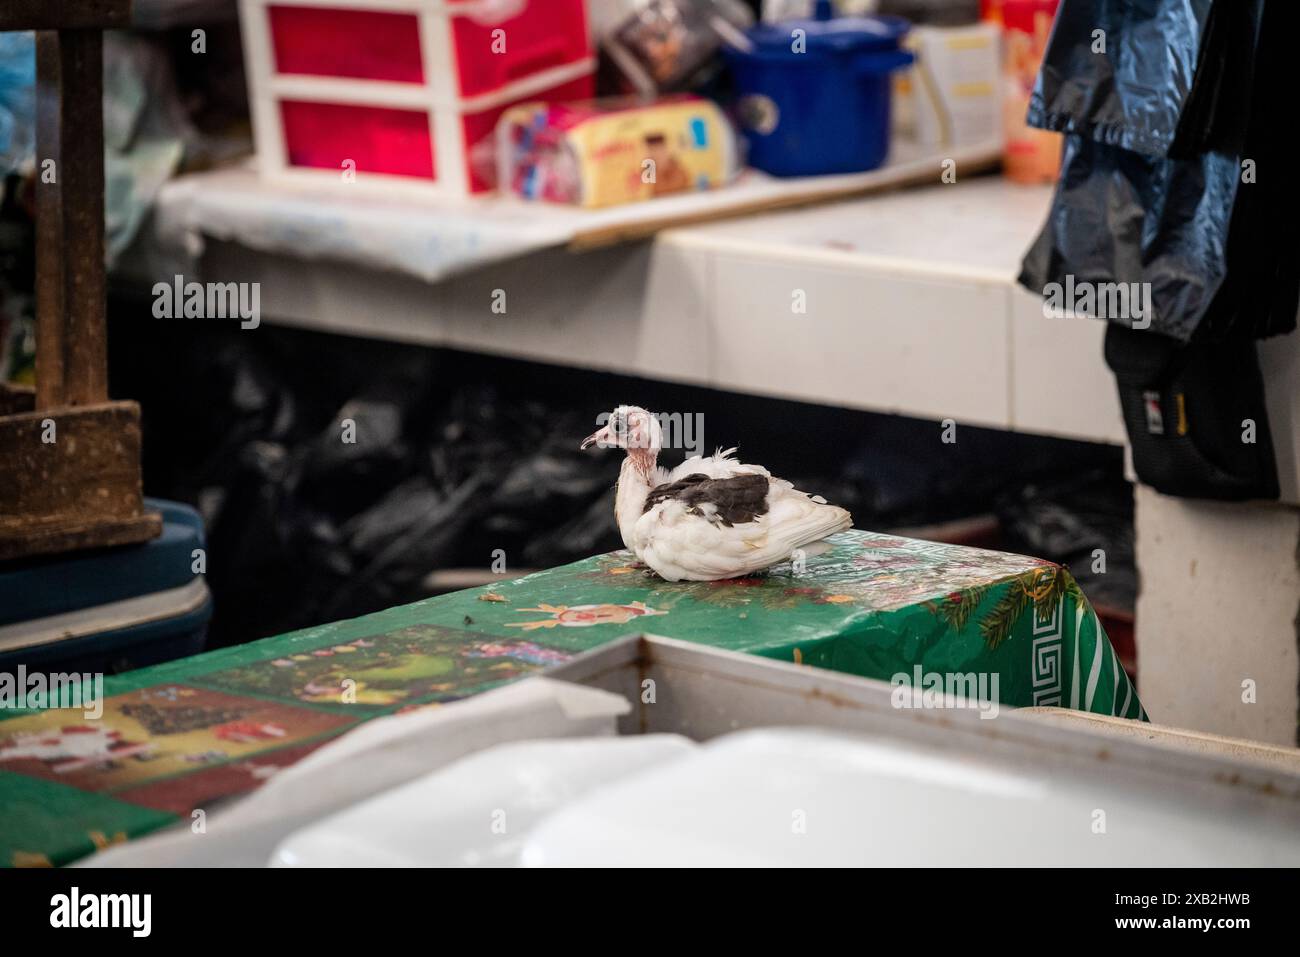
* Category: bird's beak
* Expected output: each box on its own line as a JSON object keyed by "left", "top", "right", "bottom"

{"left": 580, "top": 426, "right": 611, "bottom": 451}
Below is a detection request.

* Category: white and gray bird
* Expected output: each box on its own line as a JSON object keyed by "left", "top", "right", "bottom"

{"left": 580, "top": 405, "right": 852, "bottom": 582}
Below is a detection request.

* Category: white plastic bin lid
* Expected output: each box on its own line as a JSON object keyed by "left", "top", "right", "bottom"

{"left": 271, "top": 734, "right": 696, "bottom": 867}
{"left": 521, "top": 727, "right": 1300, "bottom": 867}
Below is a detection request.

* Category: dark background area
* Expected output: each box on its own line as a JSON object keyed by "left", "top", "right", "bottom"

{"left": 107, "top": 289, "right": 1134, "bottom": 650}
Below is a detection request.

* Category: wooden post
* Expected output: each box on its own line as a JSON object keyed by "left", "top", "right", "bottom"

{"left": 35, "top": 29, "right": 112, "bottom": 409}
{"left": 32, "top": 33, "right": 67, "bottom": 411}
{"left": 0, "top": 1, "right": 161, "bottom": 561}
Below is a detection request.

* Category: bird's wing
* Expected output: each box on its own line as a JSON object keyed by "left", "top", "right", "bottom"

{"left": 635, "top": 474, "right": 851, "bottom": 581}
{"left": 666, "top": 448, "right": 770, "bottom": 482}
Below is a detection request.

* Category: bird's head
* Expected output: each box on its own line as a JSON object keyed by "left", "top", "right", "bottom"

{"left": 580, "top": 405, "right": 662, "bottom": 453}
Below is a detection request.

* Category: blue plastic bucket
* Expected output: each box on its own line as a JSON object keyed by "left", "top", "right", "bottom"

{"left": 724, "top": 6, "right": 913, "bottom": 177}
{"left": 0, "top": 499, "right": 212, "bottom": 675}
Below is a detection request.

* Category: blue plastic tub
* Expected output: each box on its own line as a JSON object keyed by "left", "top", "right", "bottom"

{"left": 0, "top": 499, "right": 212, "bottom": 675}
{"left": 724, "top": 4, "right": 913, "bottom": 177}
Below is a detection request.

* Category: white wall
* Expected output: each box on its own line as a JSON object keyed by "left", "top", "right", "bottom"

{"left": 1135, "top": 485, "right": 1300, "bottom": 746}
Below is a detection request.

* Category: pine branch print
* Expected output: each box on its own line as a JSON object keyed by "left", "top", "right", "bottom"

{"left": 932, "top": 583, "right": 991, "bottom": 631}
{"left": 980, "top": 581, "right": 1030, "bottom": 651}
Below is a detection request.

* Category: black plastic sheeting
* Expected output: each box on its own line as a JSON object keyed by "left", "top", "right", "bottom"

{"left": 996, "top": 469, "right": 1135, "bottom": 614}
{"left": 1190, "top": 0, "right": 1300, "bottom": 344}
{"left": 125, "top": 336, "right": 623, "bottom": 644}
{"left": 1019, "top": 0, "right": 1297, "bottom": 344}
{"left": 108, "top": 317, "right": 1134, "bottom": 647}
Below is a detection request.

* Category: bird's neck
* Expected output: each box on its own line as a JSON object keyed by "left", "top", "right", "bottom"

{"left": 615, "top": 447, "right": 659, "bottom": 548}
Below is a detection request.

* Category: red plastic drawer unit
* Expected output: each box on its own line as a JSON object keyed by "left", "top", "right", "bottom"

{"left": 239, "top": 0, "right": 596, "bottom": 196}
{"left": 268, "top": 6, "right": 425, "bottom": 83}
{"left": 280, "top": 100, "right": 436, "bottom": 178}
{"left": 448, "top": 0, "right": 591, "bottom": 97}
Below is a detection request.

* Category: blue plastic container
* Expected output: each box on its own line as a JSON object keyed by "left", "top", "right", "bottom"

{"left": 0, "top": 499, "right": 212, "bottom": 675}
{"left": 724, "top": 3, "right": 914, "bottom": 177}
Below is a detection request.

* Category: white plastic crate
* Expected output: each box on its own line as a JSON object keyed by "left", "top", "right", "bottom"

{"left": 238, "top": 0, "right": 596, "bottom": 196}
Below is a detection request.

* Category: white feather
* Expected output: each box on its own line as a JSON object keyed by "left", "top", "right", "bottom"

{"left": 634, "top": 451, "right": 849, "bottom": 581}
{"left": 666, "top": 447, "right": 768, "bottom": 481}
{"left": 635, "top": 484, "right": 851, "bottom": 581}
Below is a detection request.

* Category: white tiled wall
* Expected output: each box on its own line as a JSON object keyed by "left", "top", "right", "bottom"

{"left": 1135, "top": 484, "right": 1300, "bottom": 746}
{"left": 1008, "top": 286, "right": 1126, "bottom": 444}
{"left": 1260, "top": 330, "right": 1300, "bottom": 506}
{"left": 707, "top": 255, "right": 1010, "bottom": 428}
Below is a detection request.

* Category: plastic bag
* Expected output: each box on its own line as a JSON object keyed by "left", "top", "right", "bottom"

{"left": 1019, "top": 0, "right": 1296, "bottom": 344}
{"left": 1018, "top": 136, "right": 1241, "bottom": 343}
{"left": 1026, "top": 0, "right": 1216, "bottom": 157}
{"left": 602, "top": 0, "right": 754, "bottom": 95}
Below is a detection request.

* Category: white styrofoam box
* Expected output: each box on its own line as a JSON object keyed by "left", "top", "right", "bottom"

{"left": 81, "top": 678, "right": 629, "bottom": 867}
{"left": 522, "top": 727, "right": 1300, "bottom": 866}
{"left": 707, "top": 253, "right": 1011, "bottom": 428}
{"left": 238, "top": 0, "right": 595, "bottom": 197}
{"left": 1009, "top": 285, "right": 1125, "bottom": 445}
{"left": 271, "top": 735, "right": 696, "bottom": 866}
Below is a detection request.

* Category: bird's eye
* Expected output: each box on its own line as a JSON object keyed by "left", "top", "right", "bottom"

{"left": 612, "top": 413, "right": 627, "bottom": 436}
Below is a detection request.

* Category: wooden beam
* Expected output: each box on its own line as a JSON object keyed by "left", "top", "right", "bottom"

{"left": 0, "top": 1, "right": 130, "bottom": 32}
{"left": 567, "top": 156, "right": 1003, "bottom": 251}
{"left": 34, "top": 29, "right": 109, "bottom": 409}
{"left": 0, "top": 384, "right": 36, "bottom": 418}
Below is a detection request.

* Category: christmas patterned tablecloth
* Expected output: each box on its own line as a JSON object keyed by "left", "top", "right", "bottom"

{"left": 0, "top": 530, "right": 1142, "bottom": 867}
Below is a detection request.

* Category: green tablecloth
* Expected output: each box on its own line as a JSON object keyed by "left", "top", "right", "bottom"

{"left": 0, "top": 530, "right": 1141, "bottom": 866}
